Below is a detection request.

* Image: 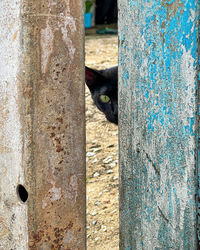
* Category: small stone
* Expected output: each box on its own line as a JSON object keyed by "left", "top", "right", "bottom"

{"left": 92, "top": 147, "right": 102, "bottom": 153}
{"left": 111, "top": 209, "right": 117, "bottom": 214}
{"left": 104, "top": 189, "right": 109, "bottom": 193}
{"left": 101, "top": 225, "right": 107, "bottom": 232}
{"left": 94, "top": 200, "right": 100, "bottom": 206}
{"left": 91, "top": 211, "right": 97, "bottom": 216}
{"left": 112, "top": 176, "right": 118, "bottom": 181}
{"left": 93, "top": 172, "right": 100, "bottom": 178}
{"left": 99, "top": 167, "right": 105, "bottom": 175}
{"left": 107, "top": 170, "right": 114, "bottom": 174}
{"left": 99, "top": 192, "right": 103, "bottom": 197}
{"left": 109, "top": 162, "right": 116, "bottom": 168}
{"left": 92, "top": 140, "right": 98, "bottom": 144}
{"left": 92, "top": 221, "right": 97, "bottom": 225}
{"left": 92, "top": 158, "right": 98, "bottom": 163}
{"left": 87, "top": 152, "right": 96, "bottom": 157}
{"left": 95, "top": 237, "right": 99, "bottom": 241}
{"left": 103, "top": 157, "right": 113, "bottom": 164}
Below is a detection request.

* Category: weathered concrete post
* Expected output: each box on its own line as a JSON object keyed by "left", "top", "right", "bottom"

{"left": 0, "top": 0, "right": 85, "bottom": 249}
{"left": 119, "top": 1, "right": 199, "bottom": 249}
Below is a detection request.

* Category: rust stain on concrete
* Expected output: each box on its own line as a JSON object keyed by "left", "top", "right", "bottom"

{"left": 12, "top": 30, "right": 18, "bottom": 42}
{"left": 18, "top": 0, "right": 85, "bottom": 248}
{"left": 0, "top": 218, "right": 9, "bottom": 238}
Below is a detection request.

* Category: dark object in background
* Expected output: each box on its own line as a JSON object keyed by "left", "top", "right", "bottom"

{"left": 96, "top": 28, "right": 117, "bottom": 35}
{"left": 95, "top": 0, "right": 117, "bottom": 24}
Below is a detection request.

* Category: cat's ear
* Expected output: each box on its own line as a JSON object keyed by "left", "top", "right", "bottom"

{"left": 85, "top": 67, "right": 100, "bottom": 91}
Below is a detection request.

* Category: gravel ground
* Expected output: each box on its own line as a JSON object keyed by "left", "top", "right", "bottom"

{"left": 85, "top": 34, "right": 119, "bottom": 250}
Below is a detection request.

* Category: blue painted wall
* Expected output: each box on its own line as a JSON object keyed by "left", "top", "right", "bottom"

{"left": 119, "top": 0, "right": 200, "bottom": 249}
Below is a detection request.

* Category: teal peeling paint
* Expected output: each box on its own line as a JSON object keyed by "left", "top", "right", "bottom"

{"left": 119, "top": 0, "right": 199, "bottom": 249}
{"left": 123, "top": 70, "right": 129, "bottom": 87}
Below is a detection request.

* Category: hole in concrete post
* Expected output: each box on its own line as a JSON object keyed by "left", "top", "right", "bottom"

{"left": 17, "top": 184, "right": 28, "bottom": 202}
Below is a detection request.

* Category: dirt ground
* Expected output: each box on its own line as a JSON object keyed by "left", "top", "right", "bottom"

{"left": 85, "top": 34, "right": 119, "bottom": 249}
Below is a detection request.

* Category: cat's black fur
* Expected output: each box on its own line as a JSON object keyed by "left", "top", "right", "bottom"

{"left": 85, "top": 66, "right": 118, "bottom": 124}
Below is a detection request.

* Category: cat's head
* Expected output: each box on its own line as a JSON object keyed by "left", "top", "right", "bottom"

{"left": 85, "top": 66, "right": 118, "bottom": 125}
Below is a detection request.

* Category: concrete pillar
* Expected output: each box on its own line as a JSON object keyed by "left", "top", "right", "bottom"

{"left": 118, "top": 0, "right": 199, "bottom": 249}
{"left": 0, "top": 0, "right": 85, "bottom": 249}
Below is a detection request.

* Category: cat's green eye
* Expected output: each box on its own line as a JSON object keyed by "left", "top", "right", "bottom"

{"left": 100, "top": 95, "right": 110, "bottom": 103}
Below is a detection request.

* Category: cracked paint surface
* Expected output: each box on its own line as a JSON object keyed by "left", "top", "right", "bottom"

{"left": 119, "top": 0, "right": 199, "bottom": 249}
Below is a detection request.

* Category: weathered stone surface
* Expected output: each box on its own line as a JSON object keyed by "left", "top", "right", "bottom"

{"left": 0, "top": 0, "right": 85, "bottom": 249}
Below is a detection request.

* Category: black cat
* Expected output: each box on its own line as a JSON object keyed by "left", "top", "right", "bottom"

{"left": 85, "top": 66, "right": 118, "bottom": 124}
